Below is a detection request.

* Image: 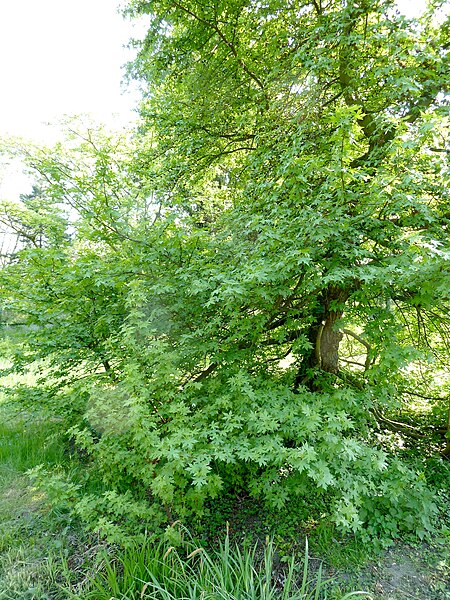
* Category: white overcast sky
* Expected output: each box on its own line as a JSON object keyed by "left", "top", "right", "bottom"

{"left": 0, "top": 0, "right": 142, "bottom": 140}
{"left": 0, "top": 0, "right": 147, "bottom": 199}
{"left": 0, "top": 0, "right": 440, "bottom": 200}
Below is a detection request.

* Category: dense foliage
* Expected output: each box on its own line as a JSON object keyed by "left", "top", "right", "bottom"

{"left": 1, "top": 0, "right": 450, "bottom": 542}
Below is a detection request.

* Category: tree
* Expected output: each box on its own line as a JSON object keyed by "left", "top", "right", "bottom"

{"left": 1, "top": 0, "right": 449, "bottom": 540}
{"left": 122, "top": 0, "right": 450, "bottom": 532}
{"left": 124, "top": 0, "right": 450, "bottom": 384}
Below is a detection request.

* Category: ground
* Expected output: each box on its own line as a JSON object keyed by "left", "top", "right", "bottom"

{"left": 317, "top": 544, "right": 450, "bottom": 599}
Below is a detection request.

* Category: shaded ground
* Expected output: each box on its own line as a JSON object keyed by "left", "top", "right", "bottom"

{"left": 354, "top": 544, "right": 450, "bottom": 600}
{"left": 295, "top": 541, "right": 450, "bottom": 599}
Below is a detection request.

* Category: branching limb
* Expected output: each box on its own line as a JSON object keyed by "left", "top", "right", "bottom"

{"left": 192, "top": 362, "right": 217, "bottom": 383}
{"left": 171, "top": 1, "right": 266, "bottom": 93}
{"left": 335, "top": 371, "right": 427, "bottom": 440}
{"left": 341, "top": 328, "right": 372, "bottom": 370}
{"left": 372, "top": 406, "right": 425, "bottom": 439}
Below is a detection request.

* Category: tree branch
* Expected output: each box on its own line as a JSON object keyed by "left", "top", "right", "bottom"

{"left": 341, "top": 328, "right": 372, "bottom": 370}
{"left": 171, "top": 1, "right": 266, "bottom": 92}
{"left": 192, "top": 362, "right": 217, "bottom": 382}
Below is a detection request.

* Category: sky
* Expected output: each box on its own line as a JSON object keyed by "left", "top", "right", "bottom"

{"left": 0, "top": 0, "right": 147, "bottom": 200}
{"left": 0, "top": 0, "right": 142, "bottom": 140}
{"left": 0, "top": 0, "right": 439, "bottom": 202}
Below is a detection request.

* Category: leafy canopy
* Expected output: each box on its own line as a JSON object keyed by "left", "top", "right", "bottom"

{"left": 1, "top": 0, "right": 450, "bottom": 541}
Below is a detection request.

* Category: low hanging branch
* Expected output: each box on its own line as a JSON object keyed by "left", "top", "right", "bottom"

{"left": 341, "top": 328, "right": 372, "bottom": 371}
{"left": 336, "top": 361, "right": 426, "bottom": 440}
{"left": 371, "top": 406, "right": 425, "bottom": 440}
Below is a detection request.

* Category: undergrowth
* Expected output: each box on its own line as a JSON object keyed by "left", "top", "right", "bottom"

{"left": 0, "top": 357, "right": 448, "bottom": 599}
{"left": 0, "top": 401, "right": 371, "bottom": 599}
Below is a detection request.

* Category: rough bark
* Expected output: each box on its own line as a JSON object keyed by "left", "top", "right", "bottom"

{"left": 295, "top": 285, "right": 349, "bottom": 389}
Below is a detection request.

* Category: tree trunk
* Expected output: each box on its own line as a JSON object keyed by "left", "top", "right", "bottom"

{"left": 295, "top": 285, "right": 348, "bottom": 389}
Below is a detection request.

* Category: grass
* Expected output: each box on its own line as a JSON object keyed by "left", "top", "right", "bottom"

{"left": 0, "top": 419, "right": 66, "bottom": 475}
{"left": 83, "top": 530, "right": 370, "bottom": 600}
{"left": 0, "top": 356, "right": 101, "bottom": 599}
{"left": 0, "top": 415, "right": 82, "bottom": 599}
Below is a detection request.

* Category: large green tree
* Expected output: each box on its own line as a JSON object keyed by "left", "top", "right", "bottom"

{"left": 125, "top": 0, "right": 449, "bottom": 385}
{"left": 122, "top": 0, "right": 450, "bottom": 531}
{"left": 1, "top": 0, "right": 450, "bottom": 540}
